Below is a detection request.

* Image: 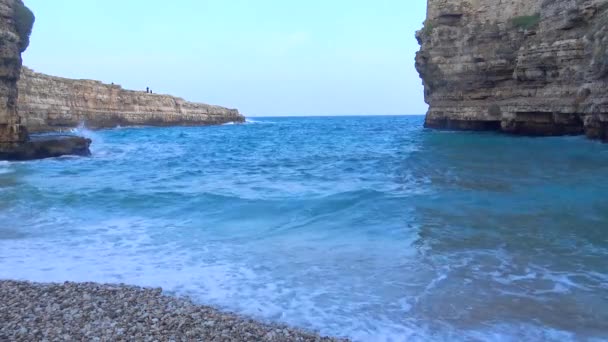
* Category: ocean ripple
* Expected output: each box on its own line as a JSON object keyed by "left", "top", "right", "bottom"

{"left": 0, "top": 116, "right": 607, "bottom": 341}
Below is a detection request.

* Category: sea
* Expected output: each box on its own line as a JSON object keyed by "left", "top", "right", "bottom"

{"left": 0, "top": 115, "right": 607, "bottom": 341}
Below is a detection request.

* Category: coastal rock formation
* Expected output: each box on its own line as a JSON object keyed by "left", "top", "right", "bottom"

{"left": 0, "top": 0, "right": 90, "bottom": 160}
{"left": 18, "top": 67, "right": 245, "bottom": 132}
{"left": 0, "top": 135, "right": 91, "bottom": 161}
{"left": 416, "top": 0, "right": 608, "bottom": 141}
{"left": 0, "top": 0, "right": 29, "bottom": 146}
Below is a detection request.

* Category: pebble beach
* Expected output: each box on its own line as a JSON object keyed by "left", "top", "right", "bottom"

{"left": 0, "top": 280, "right": 347, "bottom": 341}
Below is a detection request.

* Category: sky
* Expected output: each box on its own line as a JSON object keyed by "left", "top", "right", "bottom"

{"left": 22, "top": 0, "right": 428, "bottom": 116}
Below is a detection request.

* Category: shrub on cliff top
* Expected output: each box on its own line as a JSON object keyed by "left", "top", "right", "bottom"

{"left": 15, "top": 1, "right": 35, "bottom": 52}
{"left": 511, "top": 14, "right": 540, "bottom": 30}
{"left": 422, "top": 20, "right": 435, "bottom": 35}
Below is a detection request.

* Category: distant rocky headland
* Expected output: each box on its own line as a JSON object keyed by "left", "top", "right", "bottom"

{"left": 0, "top": 0, "right": 243, "bottom": 161}
{"left": 18, "top": 67, "right": 245, "bottom": 132}
{"left": 416, "top": 0, "right": 608, "bottom": 141}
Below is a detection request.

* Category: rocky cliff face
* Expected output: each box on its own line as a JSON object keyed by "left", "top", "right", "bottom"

{"left": 0, "top": 0, "right": 90, "bottom": 160}
{"left": 0, "top": 0, "right": 28, "bottom": 146}
{"left": 416, "top": 0, "right": 608, "bottom": 141}
{"left": 18, "top": 67, "right": 245, "bottom": 132}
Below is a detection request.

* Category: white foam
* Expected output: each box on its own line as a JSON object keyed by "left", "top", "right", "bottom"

{"left": 468, "top": 323, "right": 577, "bottom": 342}
{"left": 0, "top": 213, "right": 603, "bottom": 342}
{"left": 71, "top": 122, "right": 99, "bottom": 140}
{"left": 245, "top": 118, "right": 275, "bottom": 124}
{"left": 0, "top": 161, "right": 12, "bottom": 174}
{"left": 0, "top": 197, "right": 605, "bottom": 342}
{"left": 0, "top": 214, "right": 431, "bottom": 341}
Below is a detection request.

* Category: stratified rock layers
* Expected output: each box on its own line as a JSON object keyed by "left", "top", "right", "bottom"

{"left": 18, "top": 67, "right": 245, "bottom": 132}
{"left": 0, "top": 0, "right": 28, "bottom": 146}
{"left": 416, "top": 0, "right": 608, "bottom": 141}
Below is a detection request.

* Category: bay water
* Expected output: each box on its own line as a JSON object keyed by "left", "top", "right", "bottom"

{"left": 0, "top": 116, "right": 607, "bottom": 341}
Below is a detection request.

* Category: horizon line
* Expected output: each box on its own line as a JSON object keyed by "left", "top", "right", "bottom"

{"left": 245, "top": 113, "right": 426, "bottom": 117}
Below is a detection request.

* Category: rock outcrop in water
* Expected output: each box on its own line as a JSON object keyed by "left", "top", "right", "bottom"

{"left": 416, "top": 0, "right": 608, "bottom": 141}
{"left": 0, "top": 0, "right": 90, "bottom": 160}
{"left": 18, "top": 67, "right": 245, "bottom": 132}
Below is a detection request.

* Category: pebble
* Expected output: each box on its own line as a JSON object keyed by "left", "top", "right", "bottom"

{"left": 0, "top": 280, "right": 348, "bottom": 341}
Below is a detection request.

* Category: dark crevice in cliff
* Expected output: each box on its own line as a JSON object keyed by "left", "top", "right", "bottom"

{"left": 503, "top": 112, "right": 585, "bottom": 136}
{"left": 437, "top": 13, "right": 463, "bottom": 26}
{"left": 425, "top": 118, "right": 502, "bottom": 132}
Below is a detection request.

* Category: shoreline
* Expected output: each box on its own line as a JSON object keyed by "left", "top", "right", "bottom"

{"left": 0, "top": 280, "right": 347, "bottom": 341}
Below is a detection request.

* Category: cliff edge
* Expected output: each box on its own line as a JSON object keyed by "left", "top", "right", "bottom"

{"left": 18, "top": 67, "right": 245, "bottom": 132}
{"left": 416, "top": 0, "right": 608, "bottom": 141}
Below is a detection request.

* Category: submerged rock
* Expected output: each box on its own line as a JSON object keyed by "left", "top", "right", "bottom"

{"left": 416, "top": 0, "right": 608, "bottom": 141}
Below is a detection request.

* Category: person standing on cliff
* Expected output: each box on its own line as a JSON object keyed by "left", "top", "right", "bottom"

{"left": 146, "top": 87, "right": 149, "bottom": 93}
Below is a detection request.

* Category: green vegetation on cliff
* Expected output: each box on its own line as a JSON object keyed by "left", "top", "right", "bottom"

{"left": 15, "top": 1, "right": 35, "bottom": 52}
{"left": 422, "top": 20, "right": 434, "bottom": 35}
{"left": 511, "top": 14, "right": 540, "bottom": 30}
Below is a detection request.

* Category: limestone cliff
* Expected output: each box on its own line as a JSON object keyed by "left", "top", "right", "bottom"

{"left": 0, "top": 0, "right": 28, "bottom": 146}
{"left": 18, "top": 68, "right": 245, "bottom": 132}
{"left": 0, "top": 0, "right": 90, "bottom": 160}
{"left": 416, "top": 0, "right": 608, "bottom": 141}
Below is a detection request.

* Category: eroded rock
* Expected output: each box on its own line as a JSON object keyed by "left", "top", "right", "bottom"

{"left": 0, "top": 135, "right": 91, "bottom": 161}
{"left": 0, "top": 0, "right": 28, "bottom": 146}
{"left": 417, "top": 0, "right": 608, "bottom": 141}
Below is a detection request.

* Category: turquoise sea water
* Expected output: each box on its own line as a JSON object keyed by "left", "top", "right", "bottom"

{"left": 0, "top": 116, "right": 607, "bottom": 341}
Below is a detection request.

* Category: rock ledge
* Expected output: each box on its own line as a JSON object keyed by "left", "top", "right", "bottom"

{"left": 0, "top": 135, "right": 91, "bottom": 161}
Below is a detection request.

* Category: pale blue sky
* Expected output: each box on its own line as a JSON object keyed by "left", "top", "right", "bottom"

{"left": 23, "top": 0, "right": 427, "bottom": 116}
